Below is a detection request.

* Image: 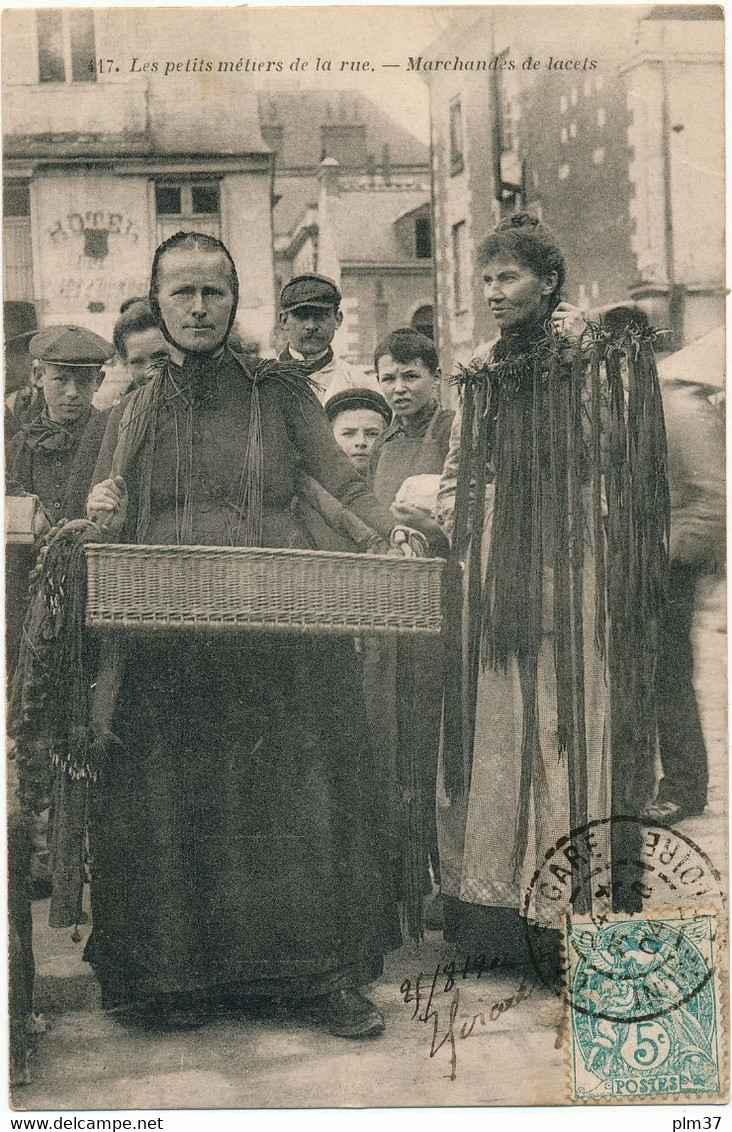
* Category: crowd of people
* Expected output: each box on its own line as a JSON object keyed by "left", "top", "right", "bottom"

{"left": 6, "top": 213, "right": 724, "bottom": 1082}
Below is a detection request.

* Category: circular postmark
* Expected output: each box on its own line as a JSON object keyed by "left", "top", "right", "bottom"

{"left": 521, "top": 816, "right": 725, "bottom": 1023}
{"left": 565, "top": 914, "right": 716, "bottom": 1025}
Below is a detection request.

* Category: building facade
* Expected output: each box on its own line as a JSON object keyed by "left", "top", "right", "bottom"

{"left": 3, "top": 9, "right": 275, "bottom": 352}
{"left": 622, "top": 8, "right": 725, "bottom": 345}
{"left": 276, "top": 158, "right": 434, "bottom": 370}
{"left": 423, "top": 7, "right": 724, "bottom": 382}
{"left": 260, "top": 88, "right": 434, "bottom": 366}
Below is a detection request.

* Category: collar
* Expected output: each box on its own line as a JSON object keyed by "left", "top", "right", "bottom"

{"left": 494, "top": 316, "right": 548, "bottom": 360}
{"left": 288, "top": 345, "right": 329, "bottom": 364}
{"left": 166, "top": 351, "right": 229, "bottom": 407}
{"left": 383, "top": 399, "right": 438, "bottom": 441}
{"left": 25, "top": 407, "right": 92, "bottom": 452}
{"left": 168, "top": 344, "right": 226, "bottom": 368}
{"left": 279, "top": 345, "right": 334, "bottom": 375}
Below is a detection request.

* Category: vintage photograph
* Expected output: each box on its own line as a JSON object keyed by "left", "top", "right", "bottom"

{"left": 4, "top": 2, "right": 727, "bottom": 1112}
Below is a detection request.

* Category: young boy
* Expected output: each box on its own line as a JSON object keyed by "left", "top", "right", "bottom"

{"left": 325, "top": 387, "right": 391, "bottom": 474}
{"left": 370, "top": 328, "right": 453, "bottom": 546}
{"left": 6, "top": 324, "right": 113, "bottom": 521}
{"left": 367, "top": 328, "right": 454, "bottom": 930}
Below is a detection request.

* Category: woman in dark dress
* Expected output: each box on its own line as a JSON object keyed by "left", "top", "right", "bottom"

{"left": 85, "top": 232, "right": 416, "bottom": 1037}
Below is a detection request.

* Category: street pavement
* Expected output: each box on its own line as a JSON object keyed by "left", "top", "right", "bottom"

{"left": 11, "top": 581, "right": 727, "bottom": 1110}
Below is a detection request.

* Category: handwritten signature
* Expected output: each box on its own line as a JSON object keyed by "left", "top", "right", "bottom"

{"left": 400, "top": 958, "right": 536, "bottom": 1080}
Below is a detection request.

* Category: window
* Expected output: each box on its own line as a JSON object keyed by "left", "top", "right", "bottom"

{"left": 452, "top": 221, "right": 469, "bottom": 313}
{"left": 449, "top": 97, "right": 464, "bottom": 174}
{"left": 570, "top": 87, "right": 578, "bottom": 107}
{"left": 37, "top": 12, "right": 64, "bottom": 82}
{"left": 591, "top": 281, "right": 600, "bottom": 299}
{"left": 415, "top": 216, "right": 432, "bottom": 259}
{"left": 260, "top": 122, "right": 284, "bottom": 158}
{"left": 569, "top": 121, "right": 577, "bottom": 139}
{"left": 4, "top": 183, "right": 30, "bottom": 217}
{"left": 560, "top": 95, "right": 568, "bottom": 114}
{"left": 597, "top": 107, "right": 606, "bottom": 128}
{"left": 583, "top": 76, "right": 592, "bottom": 97}
{"left": 155, "top": 182, "right": 221, "bottom": 242}
{"left": 592, "top": 147, "right": 605, "bottom": 165}
{"left": 561, "top": 127, "right": 568, "bottom": 144}
{"left": 494, "top": 53, "right": 516, "bottom": 152}
{"left": 191, "top": 186, "right": 219, "bottom": 214}
{"left": 155, "top": 185, "right": 182, "bottom": 215}
{"left": 37, "top": 10, "right": 96, "bottom": 83}
{"left": 411, "top": 305, "right": 434, "bottom": 341}
{"left": 558, "top": 163, "right": 570, "bottom": 181}
{"left": 595, "top": 75, "right": 604, "bottom": 93}
{"left": 3, "top": 182, "right": 33, "bottom": 302}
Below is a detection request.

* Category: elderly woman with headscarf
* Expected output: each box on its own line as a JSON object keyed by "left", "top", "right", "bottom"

{"left": 83, "top": 231, "right": 417, "bottom": 1037}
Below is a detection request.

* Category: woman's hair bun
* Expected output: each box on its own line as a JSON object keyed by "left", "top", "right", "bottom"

{"left": 498, "top": 211, "right": 541, "bottom": 232}
{"left": 479, "top": 210, "right": 565, "bottom": 299}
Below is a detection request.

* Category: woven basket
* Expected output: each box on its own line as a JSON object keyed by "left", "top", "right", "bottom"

{"left": 85, "top": 543, "right": 444, "bottom": 636}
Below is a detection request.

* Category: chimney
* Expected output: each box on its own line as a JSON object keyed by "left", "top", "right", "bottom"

{"left": 318, "top": 156, "right": 340, "bottom": 196}
{"left": 382, "top": 143, "right": 392, "bottom": 185}
{"left": 316, "top": 159, "right": 341, "bottom": 287}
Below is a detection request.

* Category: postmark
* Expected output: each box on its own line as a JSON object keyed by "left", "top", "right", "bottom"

{"left": 565, "top": 910, "right": 722, "bottom": 1101}
{"left": 522, "top": 816, "right": 726, "bottom": 995}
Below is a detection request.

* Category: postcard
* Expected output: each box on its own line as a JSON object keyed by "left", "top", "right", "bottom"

{"left": 4, "top": 2, "right": 727, "bottom": 1112}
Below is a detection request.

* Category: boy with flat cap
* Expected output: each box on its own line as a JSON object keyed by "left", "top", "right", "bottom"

{"left": 6, "top": 324, "right": 113, "bottom": 1003}
{"left": 6, "top": 324, "right": 114, "bottom": 522}
{"left": 278, "top": 273, "right": 380, "bottom": 404}
{"left": 324, "top": 386, "right": 391, "bottom": 474}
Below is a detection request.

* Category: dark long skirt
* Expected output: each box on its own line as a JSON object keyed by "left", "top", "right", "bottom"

{"left": 85, "top": 630, "right": 400, "bottom": 1009}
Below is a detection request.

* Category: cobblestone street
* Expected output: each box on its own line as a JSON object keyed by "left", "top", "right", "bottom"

{"left": 12, "top": 581, "right": 727, "bottom": 1110}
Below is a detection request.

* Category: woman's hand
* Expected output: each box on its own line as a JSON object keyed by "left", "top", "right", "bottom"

{"left": 388, "top": 526, "right": 429, "bottom": 558}
{"left": 551, "top": 301, "right": 587, "bottom": 342}
{"left": 87, "top": 476, "right": 128, "bottom": 534}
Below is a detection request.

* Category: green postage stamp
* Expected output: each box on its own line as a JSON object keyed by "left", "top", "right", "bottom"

{"left": 565, "top": 911, "right": 723, "bottom": 1101}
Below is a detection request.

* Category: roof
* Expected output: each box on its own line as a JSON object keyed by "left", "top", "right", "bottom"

{"left": 258, "top": 90, "right": 428, "bottom": 169}
{"left": 328, "top": 189, "right": 430, "bottom": 263}
{"left": 150, "top": 84, "right": 270, "bottom": 156}
{"left": 273, "top": 176, "right": 319, "bottom": 236}
{"left": 263, "top": 89, "right": 429, "bottom": 237}
{"left": 657, "top": 326, "right": 725, "bottom": 391}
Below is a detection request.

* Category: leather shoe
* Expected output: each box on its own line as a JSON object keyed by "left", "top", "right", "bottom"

{"left": 314, "top": 989, "right": 385, "bottom": 1038}
{"left": 642, "top": 799, "right": 704, "bottom": 826}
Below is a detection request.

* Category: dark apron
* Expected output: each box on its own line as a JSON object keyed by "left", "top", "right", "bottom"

{"left": 368, "top": 406, "right": 447, "bottom": 938}
{"left": 371, "top": 407, "right": 446, "bottom": 507}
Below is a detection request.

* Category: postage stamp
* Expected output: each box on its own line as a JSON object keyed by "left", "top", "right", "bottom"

{"left": 564, "top": 910, "right": 723, "bottom": 1102}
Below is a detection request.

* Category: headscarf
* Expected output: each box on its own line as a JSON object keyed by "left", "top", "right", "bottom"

{"left": 148, "top": 230, "right": 239, "bottom": 359}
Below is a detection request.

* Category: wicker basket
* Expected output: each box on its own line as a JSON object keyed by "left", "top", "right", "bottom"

{"left": 85, "top": 543, "right": 444, "bottom": 636}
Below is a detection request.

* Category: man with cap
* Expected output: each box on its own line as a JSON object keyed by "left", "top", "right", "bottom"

{"left": 6, "top": 324, "right": 114, "bottom": 522}
{"left": 278, "top": 273, "right": 380, "bottom": 404}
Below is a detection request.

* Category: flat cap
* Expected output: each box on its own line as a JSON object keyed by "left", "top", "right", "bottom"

{"left": 30, "top": 324, "right": 114, "bottom": 367}
{"left": 324, "top": 387, "right": 392, "bottom": 425}
{"left": 280, "top": 273, "right": 341, "bottom": 313}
